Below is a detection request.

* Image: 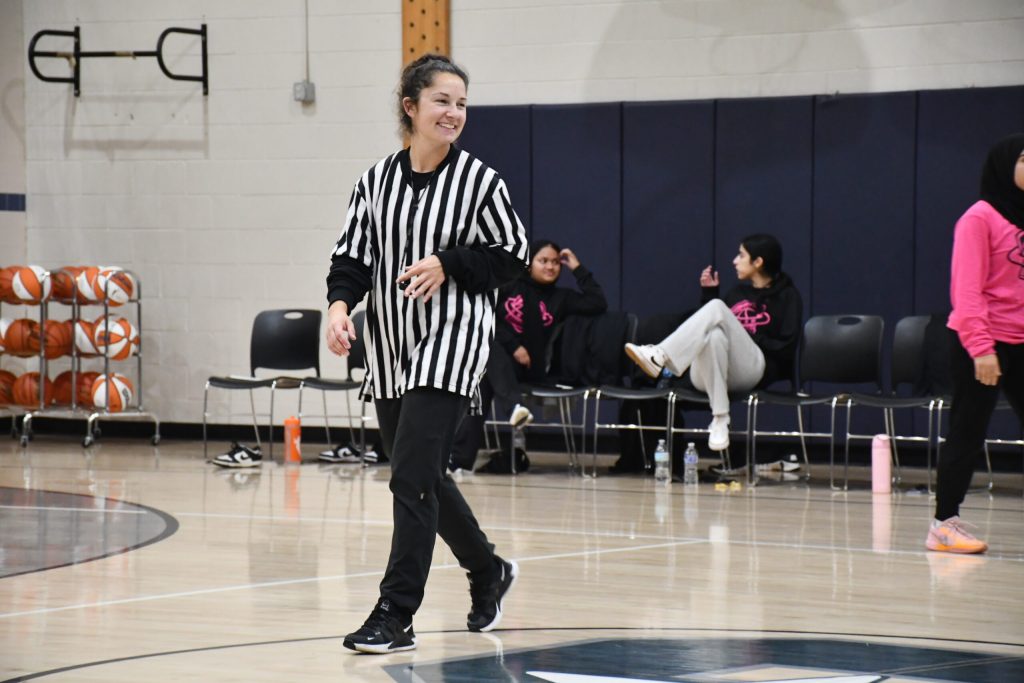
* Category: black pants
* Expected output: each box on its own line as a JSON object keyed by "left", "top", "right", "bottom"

{"left": 450, "top": 342, "right": 526, "bottom": 470}
{"left": 375, "top": 388, "right": 496, "bottom": 615}
{"left": 935, "top": 333, "right": 1024, "bottom": 520}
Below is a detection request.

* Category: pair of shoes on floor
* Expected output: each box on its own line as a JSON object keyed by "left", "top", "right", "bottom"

{"left": 211, "top": 442, "right": 262, "bottom": 468}
{"left": 926, "top": 516, "right": 988, "bottom": 554}
{"left": 343, "top": 557, "right": 519, "bottom": 654}
{"left": 318, "top": 442, "right": 363, "bottom": 464}
{"left": 509, "top": 404, "right": 533, "bottom": 429}
{"left": 624, "top": 343, "right": 667, "bottom": 379}
{"left": 755, "top": 455, "right": 801, "bottom": 473}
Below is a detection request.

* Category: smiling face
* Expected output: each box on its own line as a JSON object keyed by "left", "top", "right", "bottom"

{"left": 404, "top": 72, "right": 467, "bottom": 147}
{"left": 530, "top": 245, "right": 561, "bottom": 285}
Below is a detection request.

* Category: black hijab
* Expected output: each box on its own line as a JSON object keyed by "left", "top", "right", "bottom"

{"left": 979, "top": 133, "right": 1024, "bottom": 231}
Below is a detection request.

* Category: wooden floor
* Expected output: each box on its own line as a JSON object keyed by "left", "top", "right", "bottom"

{"left": 1, "top": 438, "right": 1022, "bottom": 682}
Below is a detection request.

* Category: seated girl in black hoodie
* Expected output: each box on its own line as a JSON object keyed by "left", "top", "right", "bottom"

{"left": 625, "top": 233, "right": 802, "bottom": 452}
{"left": 450, "top": 238, "right": 607, "bottom": 469}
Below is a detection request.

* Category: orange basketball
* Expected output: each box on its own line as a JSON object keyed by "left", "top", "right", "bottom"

{"left": 0, "top": 369, "right": 15, "bottom": 405}
{"left": 91, "top": 373, "right": 133, "bottom": 412}
{"left": 5, "top": 318, "right": 41, "bottom": 357}
{"left": 44, "top": 320, "right": 74, "bottom": 359}
{"left": 0, "top": 266, "right": 20, "bottom": 304}
{"left": 53, "top": 370, "right": 97, "bottom": 406}
{"left": 12, "top": 265, "right": 52, "bottom": 304}
{"left": 12, "top": 372, "right": 54, "bottom": 407}
{"left": 78, "top": 371, "right": 100, "bottom": 407}
{"left": 74, "top": 319, "right": 100, "bottom": 356}
{"left": 52, "top": 370, "right": 74, "bottom": 405}
{"left": 75, "top": 266, "right": 101, "bottom": 303}
{"left": 51, "top": 267, "right": 82, "bottom": 302}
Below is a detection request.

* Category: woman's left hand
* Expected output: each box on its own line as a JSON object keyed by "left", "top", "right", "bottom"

{"left": 559, "top": 248, "right": 580, "bottom": 270}
{"left": 397, "top": 255, "right": 447, "bottom": 301}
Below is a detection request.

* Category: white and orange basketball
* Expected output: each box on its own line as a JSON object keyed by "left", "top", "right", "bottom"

{"left": 12, "top": 265, "right": 52, "bottom": 304}
{"left": 0, "top": 317, "right": 10, "bottom": 353}
{"left": 94, "top": 316, "right": 139, "bottom": 360}
{"left": 0, "top": 266, "right": 20, "bottom": 304}
{"left": 96, "top": 267, "right": 135, "bottom": 306}
{"left": 75, "top": 266, "right": 101, "bottom": 303}
{"left": 91, "top": 373, "right": 133, "bottom": 412}
{"left": 74, "top": 319, "right": 100, "bottom": 356}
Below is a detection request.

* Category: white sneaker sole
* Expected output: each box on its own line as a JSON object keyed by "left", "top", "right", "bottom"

{"left": 351, "top": 637, "right": 417, "bottom": 654}
{"left": 212, "top": 458, "right": 261, "bottom": 468}
{"left": 624, "top": 344, "right": 662, "bottom": 379}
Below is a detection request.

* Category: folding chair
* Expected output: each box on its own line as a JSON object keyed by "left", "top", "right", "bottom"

{"left": 203, "top": 309, "right": 321, "bottom": 461}
{"left": 747, "top": 314, "right": 884, "bottom": 489}
{"left": 298, "top": 311, "right": 373, "bottom": 457}
{"left": 846, "top": 315, "right": 941, "bottom": 491}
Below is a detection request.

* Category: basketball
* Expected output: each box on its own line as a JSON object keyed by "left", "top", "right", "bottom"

{"left": 52, "top": 370, "right": 74, "bottom": 405}
{"left": 0, "top": 266, "right": 20, "bottom": 304}
{"left": 96, "top": 267, "right": 135, "bottom": 305}
{"left": 91, "top": 373, "right": 134, "bottom": 412}
{"left": 12, "top": 372, "right": 54, "bottom": 407}
{"left": 0, "top": 369, "right": 15, "bottom": 405}
{"left": 12, "top": 265, "right": 52, "bottom": 304}
{"left": 94, "top": 316, "right": 140, "bottom": 360}
{"left": 74, "top": 319, "right": 100, "bottom": 356}
{"left": 51, "top": 266, "right": 82, "bottom": 302}
{"left": 44, "top": 319, "right": 74, "bottom": 359}
{"left": 53, "top": 370, "right": 98, "bottom": 406}
{"left": 0, "top": 317, "right": 10, "bottom": 353}
{"left": 75, "top": 266, "right": 101, "bottom": 303}
{"left": 4, "top": 318, "right": 41, "bottom": 357}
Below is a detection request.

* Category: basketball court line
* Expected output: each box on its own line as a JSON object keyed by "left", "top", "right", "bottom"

{"left": 0, "top": 504, "right": 148, "bottom": 514}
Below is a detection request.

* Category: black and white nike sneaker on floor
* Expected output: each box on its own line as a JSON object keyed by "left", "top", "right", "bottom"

{"left": 343, "top": 598, "right": 416, "bottom": 654}
{"left": 467, "top": 556, "right": 519, "bottom": 632}
{"left": 318, "top": 443, "right": 362, "bottom": 464}
{"left": 211, "top": 443, "right": 262, "bottom": 468}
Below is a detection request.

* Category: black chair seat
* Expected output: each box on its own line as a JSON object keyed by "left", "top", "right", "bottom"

{"left": 849, "top": 392, "right": 934, "bottom": 409}
{"left": 207, "top": 376, "right": 278, "bottom": 390}
{"left": 301, "top": 376, "right": 360, "bottom": 392}
{"left": 596, "top": 385, "right": 672, "bottom": 401}
{"left": 526, "top": 384, "right": 590, "bottom": 399}
{"left": 750, "top": 390, "right": 840, "bottom": 407}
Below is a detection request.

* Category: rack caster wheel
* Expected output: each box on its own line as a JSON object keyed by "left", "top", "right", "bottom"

{"left": 19, "top": 435, "right": 29, "bottom": 448}
{"left": 93, "top": 427, "right": 102, "bottom": 439}
{"left": 151, "top": 434, "right": 161, "bottom": 446}
{"left": 82, "top": 435, "right": 94, "bottom": 448}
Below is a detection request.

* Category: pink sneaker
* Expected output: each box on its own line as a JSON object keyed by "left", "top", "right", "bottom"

{"left": 926, "top": 516, "right": 988, "bottom": 554}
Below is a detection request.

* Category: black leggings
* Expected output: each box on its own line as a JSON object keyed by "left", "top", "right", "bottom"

{"left": 935, "top": 332, "right": 1024, "bottom": 521}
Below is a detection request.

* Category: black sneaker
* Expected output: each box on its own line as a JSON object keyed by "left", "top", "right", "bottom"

{"left": 211, "top": 442, "right": 262, "bottom": 468}
{"left": 467, "top": 557, "right": 519, "bottom": 632}
{"left": 318, "top": 442, "right": 362, "bottom": 464}
{"left": 342, "top": 598, "right": 416, "bottom": 654}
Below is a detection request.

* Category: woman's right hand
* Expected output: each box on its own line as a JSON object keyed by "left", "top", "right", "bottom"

{"left": 700, "top": 265, "right": 719, "bottom": 287}
{"left": 326, "top": 301, "right": 357, "bottom": 357}
{"left": 512, "top": 345, "right": 531, "bottom": 368}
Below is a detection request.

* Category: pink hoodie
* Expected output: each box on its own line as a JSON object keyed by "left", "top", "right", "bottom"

{"left": 947, "top": 200, "right": 1024, "bottom": 358}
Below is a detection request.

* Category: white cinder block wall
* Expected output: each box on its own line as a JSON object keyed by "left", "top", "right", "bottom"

{"left": 11, "top": 0, "right": 1024, "bottom": 428}
{"left": 1, "top": 0, "right": 26, "bottom": 264}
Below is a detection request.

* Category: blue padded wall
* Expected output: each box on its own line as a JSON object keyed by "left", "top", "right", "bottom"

{"left": 531, "top": 103, "right": 623, "bottom": 308}
{"left": 715, "top": 96, "right": 814, "bottom": 309}
{"left": 456, "top": 105, "right": 533, "bottom": 234}
{"left": 621, "top": 101, "right": 715, "bottom": 316}
{"left": 914, "top": 86, "right": 1024, "bottom": 315}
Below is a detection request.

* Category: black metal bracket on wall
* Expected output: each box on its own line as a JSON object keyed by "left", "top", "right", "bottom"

{"left": 28, "top": 24, "right": 208, "bottom": 97}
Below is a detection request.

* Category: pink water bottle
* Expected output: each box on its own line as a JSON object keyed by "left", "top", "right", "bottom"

{"left": 871, "top": 434, "right": 892, "bottom": 494}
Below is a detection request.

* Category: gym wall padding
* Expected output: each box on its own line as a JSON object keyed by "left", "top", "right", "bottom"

{"left": 622, "top": 100, "right": 715, "bottom": 317}
{"left": 531, "top": 103, "right": 623, "bottom": 309}
{"left": 456, "top": 104, "right": 533, "bottom": 234}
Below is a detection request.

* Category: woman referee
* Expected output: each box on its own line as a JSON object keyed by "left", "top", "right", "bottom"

{"left": 325, "top": 54, "right": 529, "bottom": 654}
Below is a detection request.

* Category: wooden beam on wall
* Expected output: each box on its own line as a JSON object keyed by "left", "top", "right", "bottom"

{"left": 402, "top": 0, "right": 450, "bottom": 63}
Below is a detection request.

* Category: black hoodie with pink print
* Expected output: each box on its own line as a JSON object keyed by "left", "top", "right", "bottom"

{"left": 495, "top": 265, "right": 607, "bottom": 382}
{"left": 701, "top": 272, "right": 803, "bottom": 388}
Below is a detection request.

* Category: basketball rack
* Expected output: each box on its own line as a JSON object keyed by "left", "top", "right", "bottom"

{"left": 28, "top": 24, "right": 208, "bottom": 97}
{"left": 10, "top": 268, "right": 161, "bottom": 449}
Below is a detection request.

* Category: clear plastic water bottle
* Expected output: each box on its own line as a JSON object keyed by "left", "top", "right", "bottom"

{"left": 512, "top": 428, "right": 526, "bottom": 454}
{"left": 683, "top": 442, "right": 699, "bottom": 485}
{"left": 653, "top": 439, "right": 670, "bottom": 484}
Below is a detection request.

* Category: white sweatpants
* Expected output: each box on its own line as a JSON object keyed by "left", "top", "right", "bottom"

{"left": 659, "top": 299, "right": 765, "bottom": 417}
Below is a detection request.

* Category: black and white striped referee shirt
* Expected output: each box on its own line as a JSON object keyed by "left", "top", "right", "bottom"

{"left": 327, "top": 145, "right": 529, "bottom": 402}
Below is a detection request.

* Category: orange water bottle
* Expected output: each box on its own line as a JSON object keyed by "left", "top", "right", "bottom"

{"left": 284, "top": 415, "right": 302, "bottom": 463}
